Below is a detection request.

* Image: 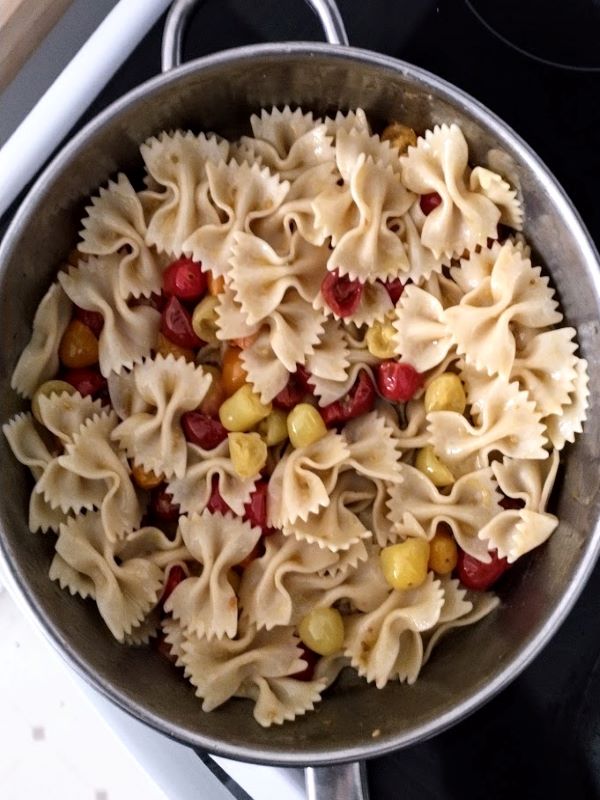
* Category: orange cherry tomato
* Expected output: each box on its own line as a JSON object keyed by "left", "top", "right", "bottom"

{"left": 207, "top": 272, "right": 225, "bottom": 296}
{"left": 58, "top": 320, "right": 99, "bottom": 368}
{"left": 221, "top": 346, "right": 247, "bottom": 397}
{"left": 131, "top": 463, "right": 164, "bottom": 490}
{"left": 199, "top": 366, "right": 226, "bottom": 417}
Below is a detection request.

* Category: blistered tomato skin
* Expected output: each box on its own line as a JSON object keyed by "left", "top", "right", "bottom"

{"left": 63, "top": 367, "right": 106, "bottom": 398}
{"left": 160, "top": 565, "right": 187, "bottom": 605}
{"left": 161, "top": 296, "right": 203, "bottom": 349}
{"left": 381, "top": 277, "right": 405, "bottom": 305}
{"left": 376, "top": 361, "right": 424, "bottom": 402}
{"left": 321, "top": 269, "right": 364, "bottom": 317}
{"left": 181, "top": 411, "right": 228, "bottom": 450}
{"left": 163, "top": 258, "right": 207, "bottom": 301}
{"left": 457, "top": 549, "right": 509, "bottom": 591}
{"left": 74, "top": 306, "right": 104, "bottom": 338}
{"left": 320, "top": 370, "right": 376, "bottom": 427}
{"left": 420, "top": 192, "right": 443, "bottom": 216}
{"left": 150, "top": 487, "right": 180, "bottom": 522}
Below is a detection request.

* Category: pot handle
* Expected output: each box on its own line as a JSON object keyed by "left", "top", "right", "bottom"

{"left": 306, "top": 762, "right": 370, "bottom": 800}
{"left": 161, "top": 0, "right": 349, "bottom": 72}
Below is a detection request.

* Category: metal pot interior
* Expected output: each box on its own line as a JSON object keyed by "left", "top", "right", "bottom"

{"left": 1, "top": 44, "right": 599, "bottom": 765}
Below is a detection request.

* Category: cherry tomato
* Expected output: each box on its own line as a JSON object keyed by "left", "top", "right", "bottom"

{"left": 63, "top": 367, "right": 106, "bottom": 398}
{"left": 206, "top": 476, "right": 232, "bottom": 515}
{"left": 457, "top": 549, "right": 509, "bottom": 591}
{"left": 320, "top": 370, "right": 376, "bottom": 427}
{"left": 243, "top": 480, "right": 273, "bottom": 534}
{"left": 162, "top": 257, "right": 207, "bottom": 301}
{"left": 290, "top": 643, "right": 320, "bottom": 681}
{"left": 273, "top": 374, "right": 305, "bottom": 410}
{"left": 199, "top": 367, "right": 226, "bottom": 418}
{"left": 181, "top": 411, "right": 228, "bottom": 450}
{"left": 376, "top": 360, "right": 423, "bottom": 402}
{"left": 294, "top": 364, "right": 315, "bottom": 394}
{"left": 420, "top": 192, "right": 443, "bottom": 215}
{"left": 150, "top": 486, "right": 180, "bottom": 522}
{"left": 161, "top": 296, "right": 203, "bottom": 349}
{"left": 59, "top": 320, "right": 99, "bottom": 368}
{"left": 74, "top": 306, "right": 104, "bottom": 337}
{"left": 160, "top": 564, "right": 187, "bottom": 605}
{"left": 380, "top": 277, "right": 405, "bottom": 305}
{"left": 221, "top": 346, "right": 247, "bottom": 397}
{"left": 321, "top": 269, "right": 364, "bottom": 317}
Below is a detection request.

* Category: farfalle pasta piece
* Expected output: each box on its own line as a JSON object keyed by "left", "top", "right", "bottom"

{"left": 282, "top": 471, "right": 377, "bottom": 551}
{"left": 167, "top": 439, "right": 256, "bottom": 516}
{"left": 392, "top": 283, "right": 453, "bottom": 372}
{"left": 11, "top": 282, "right": 72, "bottom": 398}
{"left": 469, "top": 166, "right": 523, "bottom": 230}
{"left": 544, "top": 357, "right": 589, "bottom": 450}
{"left": 36, "top": 391, "right": 104, "bottom": 444}
{"left": 268, "top": 431, "right": 350, "bottom": 527}
{"left": 444, "top": 242, "right": 562, "bottom": 378}
{"left": 230, "top": 231, "right": 328, "bottom": 323}
{"left": 49, "top": 552, "right": 96, "bottom": 599}
{"left": 323, "top": 107, "right": 370, "bottom": 137}
{"left": 180, "top": 622, "right": 305, "bottom": 716}
{"left": 396, "top": 202, "right": 447, "bottom": 284}
{"left": 3, "top": 412, "right": 54, "bottom": 480}
{"left": 325, "top": 155, "right": 415, "bottom": 281}
{"left": 308, "top": 327, "right": 378, "bottom": 407}
{"left": 335, "top": 127, "right": 401, "bottom": 181}
{"left": 59, "top": 255, "right": 161, "bottom": 376}
{"left": 78, "top": 173, "right": 165, "bottom": 298}
{"left": 342, "top": 410, "right": 403, "bottom": 483}
{"left": 165, "top": 511, "right": 261, "bottom": 639}
{"left": 182, "top": 160, "right": 289, "bottom": 276}
{"left": 423, "top": 579, "right": 500, "bottom": 664}
{"left": 478, "top": 452, "right": 560, "bottom": 563}
{"left": 107, "top": 369, "right": 150, "bottom": 420}
{"left": 29, "top": 492, "right": 71, "bottom": 534}
{"left": 161, "top": 616, "right": 186, "bottom": 667}
{"left": 56, "top": 412, "right": 143, "bottom": 541}
{"left": 400, "top": 124, "right": 501, "bottom": 258}
{"left": 55, "top": 513, "right": 163, "bottom": 641}
{"left": 510, "top": 327, "right": 578, "bottom": 416}
{"left": 215, "top": 286, "right": 260, "bottom": 342}
{"left": 238, "top": 674, "right": 326, "bottom": 727}
{"left": 344, "top": 572, "right": 444, "bottom": 687}
{"left": 116, "top": 526, "right": 190, "bottom": 568}
{"left": 387, "top": 464, "right": 502, "bottom": 562}
{"left": 304, "top": 320, "right": 350, "bottom": 384}
{"left": 111, "top": 355, "right": 212, "bottom": 479}
{"left": 140, "top": 130, "right": 228, "bottom": 255}
{"left": 239, "top": 533, "right": 339, "bottom": 630}
{"left": 450, "top": 240, "right": 502, "bottom": 293}
{"left": 239, "top": 330, "right": 290, "bottom": 405}
{"left": 428, "top": 373, "right": 548, "bottom": 468}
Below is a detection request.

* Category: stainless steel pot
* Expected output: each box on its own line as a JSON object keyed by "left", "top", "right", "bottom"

{"left": 1, "top": 1, "right": 600, "bottom": 798}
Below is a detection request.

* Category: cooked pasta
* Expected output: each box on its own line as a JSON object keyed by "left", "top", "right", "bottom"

{"left": 3, "top": 105, "right": 588, "bottom": 727}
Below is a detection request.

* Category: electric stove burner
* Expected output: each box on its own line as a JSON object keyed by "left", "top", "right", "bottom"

{"left": 465, "top": 0, "right": 600, "bottom": 71}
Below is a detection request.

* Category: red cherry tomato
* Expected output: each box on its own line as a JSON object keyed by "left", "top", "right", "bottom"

{"left": 380, "top": 277, "right": 405, "bottom": 305}
{"left": 457, "top": 549, "right": 509, "bottom": 591}
{"left": 161, "top": 296, "right": 203, "bottom": 349}
{"left": 74, "top": 306, "right": 104, "bottom": 338}
{"left": 420, "top": 192, "right": 443, "bottom": 215}
{"left": 321, "top": 269, "right": 364, "bottom": 317}
{"left": 150, "top": 486, "right": 180, "bottom": 522}
{"left": 63, "top": 367, "right": 107, "bottom": 398}
{"left": 243, "top": 480, "right": 273, "bottom": 534}
{"left": 273, "top": 374, "right": 305, "bottom": 410}
{"left": 376, "top": 360, "right": 423, "bottom": 402}
{"left": 160, "top": 564, "right": 187, "bottom": 605}
{"left": 320, "top": 370, "right": 376, "bottom": 427}
{"left": 181, "top": 411, "right": 228, "bottom": 450}
{"left": 294, "top": 364, "right": 315, "bottom": 394}
{"left": 290, "top": 643, "right": 320, "bottom": 681}
{"left": 162, "top": 257, "right": 207, "bottom": 302}
{"left": 206, "top": 476, "right": 232, "bottom": 515}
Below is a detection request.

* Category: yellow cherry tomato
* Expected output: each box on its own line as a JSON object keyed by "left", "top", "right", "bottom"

{"left": 299, "top": 607, "right": 345, "bottom": 656}
{"left": 365, "top": 318, "right": 397, "bottom": 359}
{"left": 257, "top": 409, "right": 289, "bottom": 446}
{"left": 380, "top": 539, "right": 430, "bottom": 591}
{"left": 428, "top": 524, "right": 458, "bottom": 575}
{"left": 191, "top": 296, "right": 219, "bottom": 345}
{"left": 415, "top": 446, "right": 455, "bottom": 488}
{"left": 219, "top": 384, "right": 272, "bottom": 432}
{"left": 381, "top": 122, "right": 418, "bottom": 153}
{"left": 228, "top": 432, "right": 268, "bottom": 479}
{"left": 424, "top": 373, "right": 467, "bottom": 414}
{"left": 58, "top": 319, "right": 99, "bottom": 368}
{"left": 287, "top": 403, "right": 327, "bottom": 449}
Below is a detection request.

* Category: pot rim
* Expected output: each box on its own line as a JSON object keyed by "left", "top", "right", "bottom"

{"left": 1, "top": 40, "right": 600, "bottom": 766}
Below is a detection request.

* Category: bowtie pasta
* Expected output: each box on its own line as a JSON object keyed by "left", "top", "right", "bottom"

{"left": 4, "top": 107, "right": 588, "bottom": 728}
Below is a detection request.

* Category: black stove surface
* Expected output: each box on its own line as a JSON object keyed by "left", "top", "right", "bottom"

{"left": 3, "top": 2, "right": 600, "bottom": 798}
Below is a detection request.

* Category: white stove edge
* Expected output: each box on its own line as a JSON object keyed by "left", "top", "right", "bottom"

{"left": 0, "top": 560, "right": 305, "bottom": 800}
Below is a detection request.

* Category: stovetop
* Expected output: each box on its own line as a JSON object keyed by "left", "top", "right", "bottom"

{"left": 3, "top": 1, "right": 600, "bottom": 798}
